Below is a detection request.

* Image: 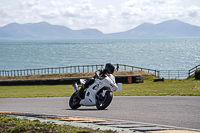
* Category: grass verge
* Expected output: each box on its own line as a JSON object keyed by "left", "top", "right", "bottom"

{"left": 0, "top": 114, "right": 113, "bottom": 133}
{"left": 115, "top": 79, "right": 200, "bottom": 96}
{"left": 0, "top": 76, "right": 199, "bottom": 98}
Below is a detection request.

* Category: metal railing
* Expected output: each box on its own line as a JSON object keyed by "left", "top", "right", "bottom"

{"left": 1, "top": 64, "right": 199, "bottom": 79}
{"left": 0, "top": 64, "right": 159, "bottom": 77}
{"left": 0, "top": 65, "right": 103, "bottom": 77}
{"left": 115, "top": 64, "right": 159, "bottom": 77}
{"left": 188, "top": 64, "right": 200, "bottom": 77}
{"left": 158, "top": 70, "right": 189, "bottom": 79}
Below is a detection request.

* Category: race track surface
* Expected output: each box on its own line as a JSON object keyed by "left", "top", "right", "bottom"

{"left": 0, "top": 96, "right": 199, "bottom": 130}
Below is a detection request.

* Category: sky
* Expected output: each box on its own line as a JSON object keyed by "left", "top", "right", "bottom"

{"left": 0, "top": 0, "right": 200, "bottom": 33}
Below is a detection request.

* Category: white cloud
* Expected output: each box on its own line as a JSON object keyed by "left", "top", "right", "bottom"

{"left": 20, "top": 0, "right": 40, "bottom": 8}
{"left": 187, "top": 6, "right": 200, "bottom": 17}
{"left": 0, "top": 0, "right": 200, "bottom": 33}
{"left": 118, "top": 0, "right": 200, "bottom": 32}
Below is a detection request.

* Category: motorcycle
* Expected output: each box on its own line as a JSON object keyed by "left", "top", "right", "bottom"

{"left": 69, "top": 74, "right": 119, "bottom": 110}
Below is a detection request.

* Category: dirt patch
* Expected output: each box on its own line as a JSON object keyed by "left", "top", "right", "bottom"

{"left": 0, "top": 70, "right": 153, "bottom": 81}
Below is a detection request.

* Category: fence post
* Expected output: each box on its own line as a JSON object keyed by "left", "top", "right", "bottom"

{"left": 78, "top": 66, "right": 80, "bottom": 73}
{"left": 65, "top": 67, "right": 67, "bottom": 73}
{"left": 178, "top": 70, "right": 179, "bottom": 79}
{"left": 157, "top": 71, "right": 160, "bottom": 77}
{"left": 168, "top": 71, "right": 170, "bottom": 79}
{"left": 188, "top": 70, "right": 190, "bottom": 77}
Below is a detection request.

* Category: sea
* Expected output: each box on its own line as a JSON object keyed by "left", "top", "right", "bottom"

{"left": 0, "top": 38, "right": 200, "bottom": 71}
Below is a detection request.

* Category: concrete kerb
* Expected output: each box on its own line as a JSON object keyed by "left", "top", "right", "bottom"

{"left": 1, "top": 112, "right": 200, "bottom": 133}
{"left": 7, "top": 114, "right": 137, "bottom": 133}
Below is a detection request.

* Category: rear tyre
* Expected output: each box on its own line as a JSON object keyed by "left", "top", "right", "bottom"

{"left": 96, "top": 91, "right": 113, "bottom": 110}
{"left": 69, "top": 92, "right": 81, "bottom": 109}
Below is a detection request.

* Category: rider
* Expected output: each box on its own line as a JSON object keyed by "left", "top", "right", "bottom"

{"left": 94, "top": 63, "right": 115, "bottom": 80}
{"left": 78, "top": 63, "right": 115, "bottom": 98}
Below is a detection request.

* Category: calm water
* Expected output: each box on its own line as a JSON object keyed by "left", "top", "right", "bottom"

{"left": 0, "top": 38, "right": 200, "bottom": 71}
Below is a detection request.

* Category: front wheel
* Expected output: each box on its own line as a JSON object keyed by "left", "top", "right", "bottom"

{"left": 69, "top": 92, "right": 81, "bottom": 109}
{"left": 96, "top": 91, "right": 113, "bottom": 110}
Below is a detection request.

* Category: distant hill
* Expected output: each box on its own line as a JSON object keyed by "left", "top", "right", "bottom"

{"left": 0, "top": 22, "right": 104, "bottom": 39}
{"left": 106, "top": 20, "right": 200, "bottom": 38}
{"left": 0, "top": 20, "right": 200, "bottom": 39}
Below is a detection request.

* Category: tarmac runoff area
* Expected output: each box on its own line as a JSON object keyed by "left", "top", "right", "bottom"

{"left": 1, "top": 112, "right": 200, "bottom": 133}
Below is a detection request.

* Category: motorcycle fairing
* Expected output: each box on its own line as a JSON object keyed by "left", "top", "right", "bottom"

{"left": 80, "top": 74, "right": 118, "bottom": 106}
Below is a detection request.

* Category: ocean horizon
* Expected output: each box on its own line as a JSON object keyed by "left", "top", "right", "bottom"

{"left": 0, "top": 38, "right": 200, "bottom": 71}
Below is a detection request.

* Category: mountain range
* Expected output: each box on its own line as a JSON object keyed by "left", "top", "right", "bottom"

{"left": 0, "top": 19, "right": 200, "bottom": 39}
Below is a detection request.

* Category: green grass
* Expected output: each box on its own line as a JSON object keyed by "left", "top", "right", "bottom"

{"left": 0, "top": 76, "right": 200, "bottom": 98}
{"left": 114, "top": 79, "right": 200, "bottom": 96}
{"left": 0, "top": 114, "right": 113, "bottom": 133}
{"left": 0, "top": 85, "right": 74, "bottom": 98}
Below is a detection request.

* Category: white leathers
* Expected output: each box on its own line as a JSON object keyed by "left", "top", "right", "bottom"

{"left": 80, "top": 74, "right": 118, "bottom": 106}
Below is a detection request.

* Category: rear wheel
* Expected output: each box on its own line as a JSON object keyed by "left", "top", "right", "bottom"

{"left": 69, "top": 92, "right": 81, "bottom": 109}
{"left": 96, "top": 90, "right": 113, "bottom": 110}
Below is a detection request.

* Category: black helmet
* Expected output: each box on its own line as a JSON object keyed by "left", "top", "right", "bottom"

{"left": 104, "top": 63, "right": 115, "bottom": 74}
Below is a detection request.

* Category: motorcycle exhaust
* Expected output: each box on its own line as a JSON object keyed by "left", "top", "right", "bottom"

{"left": 72, "top": 82, "right": 79, "bottom": 92}
{"left": 72, "top": 82, "right": 82, "bottom": 100}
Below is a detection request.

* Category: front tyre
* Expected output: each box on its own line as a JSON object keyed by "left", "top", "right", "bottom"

{"left": 69, "top": 92, "right": 81, "bottom": 109}
{"left": 96, "top": 91, "right": 113, "bottom": 110}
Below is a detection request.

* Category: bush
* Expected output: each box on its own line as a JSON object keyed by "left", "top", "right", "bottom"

{"left": 195, "top": 69, "right": 200, "bottom": 79}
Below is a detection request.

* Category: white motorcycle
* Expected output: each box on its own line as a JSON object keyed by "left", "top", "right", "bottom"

{"left": 69, "top": 74, "right": 119, "bottom": 110}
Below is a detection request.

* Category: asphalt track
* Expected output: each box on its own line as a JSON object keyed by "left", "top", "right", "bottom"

{"left": 0, "top": 96, "right": 200, "bottom": 131}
